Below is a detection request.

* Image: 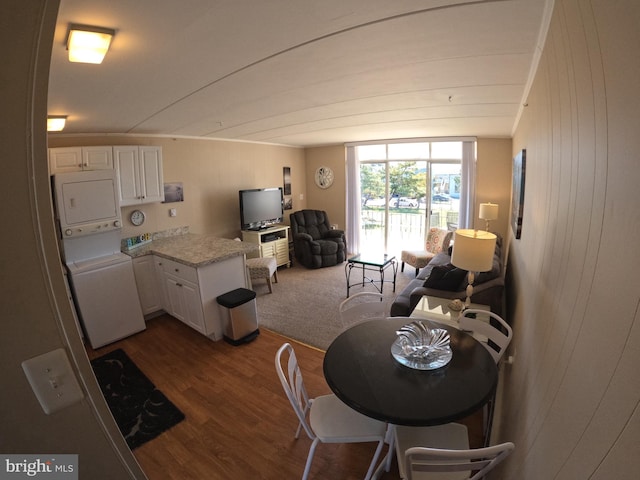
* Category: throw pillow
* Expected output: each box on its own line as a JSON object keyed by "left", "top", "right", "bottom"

{"left": 423, "top": 264, "right": 468, "bottom": 291}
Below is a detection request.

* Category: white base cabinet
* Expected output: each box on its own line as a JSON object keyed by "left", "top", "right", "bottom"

{"left": 132, "top": 254, "right": 247, "bottom": 340}
{"left": 132, "top": 255, "right": 164, "bottom": 315}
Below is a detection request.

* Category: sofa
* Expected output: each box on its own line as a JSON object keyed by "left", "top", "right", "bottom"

{"left": 390, "top": 234, "right": 505, "bottom": 316}
{"left": 290, "top": 209, "right": 346, "bottom": 268}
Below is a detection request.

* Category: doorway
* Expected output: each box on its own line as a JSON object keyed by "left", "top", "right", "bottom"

{"left": 357, "top": 141, "right": 462, "bottom": 256}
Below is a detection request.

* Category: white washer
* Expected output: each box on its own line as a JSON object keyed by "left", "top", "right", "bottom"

{"left": 66, "top": 252, "right": 145, "bottom": 349}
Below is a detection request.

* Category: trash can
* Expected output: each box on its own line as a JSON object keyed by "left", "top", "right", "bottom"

{"left": 216, "top": 288, "right": 259, "bottom": 345}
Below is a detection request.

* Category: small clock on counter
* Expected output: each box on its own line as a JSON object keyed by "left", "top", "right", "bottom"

{"left": 130, "top": 209, "right": 146, "bottom": 226}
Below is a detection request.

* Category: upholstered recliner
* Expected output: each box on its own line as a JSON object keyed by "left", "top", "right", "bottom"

{"left": 290, "top": 210, "right": 346, "bottom": 269}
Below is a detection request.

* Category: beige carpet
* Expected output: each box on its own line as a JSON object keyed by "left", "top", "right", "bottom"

{"left": 254, "top": 260, "right": 414, "bottom": 350}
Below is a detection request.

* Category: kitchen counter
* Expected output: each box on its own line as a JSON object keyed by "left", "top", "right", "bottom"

{"left": 123, "top": 233, "right": 258, "bottom": 268}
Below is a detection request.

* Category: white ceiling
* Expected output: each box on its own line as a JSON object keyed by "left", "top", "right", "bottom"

{"left": 48, "top": 0, "right": 550, "bottom": 147}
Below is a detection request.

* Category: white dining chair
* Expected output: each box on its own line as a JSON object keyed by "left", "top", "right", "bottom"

{"left": 338, "top": 292, "right": 387, "bottom": 330}
{"left": 275, "top": 342, "right": 388, "bottom": 480}
{"left": 458, "top": 308, "right": 513, "bottom": 439}
{"left": 458, "top": 309, "right": 512, "bottom": 363}
{"left": 401, "top": 428, "right": 514, "bottom": 480}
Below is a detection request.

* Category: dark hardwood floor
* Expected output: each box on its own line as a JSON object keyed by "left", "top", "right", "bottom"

{"left": 86, "top": 314, "right": 482, "bottom": 479}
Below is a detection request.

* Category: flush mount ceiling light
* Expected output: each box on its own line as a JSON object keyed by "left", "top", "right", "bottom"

{"left": 47, "top": 115, "right": 67, "bottom": 132}
{"left": 66, "top": 24, "right": 115, "bottom": 64}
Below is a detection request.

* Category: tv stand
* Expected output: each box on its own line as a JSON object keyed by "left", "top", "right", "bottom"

{"left": 241, "top": 225, "right": 291, "bottom": 268}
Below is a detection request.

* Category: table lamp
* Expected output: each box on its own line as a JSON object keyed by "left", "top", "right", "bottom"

{"left": 451, "top": 229, "right": 497, "bottom": 307}
{"left": 479, "top": 202, "right": 499, "bottom": 231}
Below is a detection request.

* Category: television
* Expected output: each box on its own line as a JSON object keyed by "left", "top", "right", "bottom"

{"left": 239, "top": 187, "right": 284, "bottom": 230}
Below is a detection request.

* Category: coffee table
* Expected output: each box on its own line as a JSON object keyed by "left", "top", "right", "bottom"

{"left": 345, "top": 253, "right": 397, "bottom": 297}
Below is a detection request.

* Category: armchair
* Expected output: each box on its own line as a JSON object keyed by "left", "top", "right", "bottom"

{"left": 290, "top": 210, "right": 346, "bottom": 268}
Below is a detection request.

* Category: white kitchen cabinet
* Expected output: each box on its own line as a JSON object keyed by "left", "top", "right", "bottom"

{"left": 114, "top": 145, "right": 164, "bottom": 206}
{"left": 159, "top": 258, "right": 206, "bottom": 334}
{"left": 153, "top": 256, "right": 169, "bottom": 311}
{"left": 131, "top": 255, "right": 163, "bottom": 316}
{"left": 164, "top": 274, "right": 206, "bottom": 334}
{"left": 48, "top": 146, "right": 113, "bottom": 174}
{"left": 130, "top": 252, "right": 247, "bottom": 341}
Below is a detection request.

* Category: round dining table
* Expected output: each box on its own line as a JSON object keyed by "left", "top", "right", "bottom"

{"left": 323, "top": 317, "right": 498, "bottom": 426}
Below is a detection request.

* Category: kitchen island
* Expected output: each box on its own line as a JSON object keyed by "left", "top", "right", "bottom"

{"left": 125, "top": 233, "right": 259, "bottom": 341}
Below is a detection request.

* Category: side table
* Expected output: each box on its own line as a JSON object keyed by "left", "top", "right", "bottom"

{"left": 411, "top": 295, "right": 490, "bottom": 329}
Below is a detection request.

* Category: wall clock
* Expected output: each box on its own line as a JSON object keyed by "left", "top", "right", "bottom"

{"left": 315, "top": 166, "right": 334, "bottom": 189}
{"left": 130, "top": 209, "right": 146, "bottom": 226}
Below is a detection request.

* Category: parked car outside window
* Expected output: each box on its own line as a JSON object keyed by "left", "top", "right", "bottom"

{"left": 389, "top": 197, "right": 418, "bottom": 208}
{"left": 432, "top": 194, "right": 451, "bottom": 203}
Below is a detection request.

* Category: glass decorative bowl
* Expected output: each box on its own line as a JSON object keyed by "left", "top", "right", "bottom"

{"left": 391, "top": 321, "right": 452, "bottom": 370}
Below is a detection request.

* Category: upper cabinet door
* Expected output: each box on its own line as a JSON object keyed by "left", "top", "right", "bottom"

{"left": 114, "top": 146, "right": 141, "bottom": 206}
{"left": 139, "top": 146, "right": 164, "bottom": 204}
{"left": 49, "top": 147, "right": 83, "bottom": 174}
{"left": 114, "top": 145, "right": 164, "bottom": 206}
{"left": 83, "top": 146, "right": 113, "bottom": 170}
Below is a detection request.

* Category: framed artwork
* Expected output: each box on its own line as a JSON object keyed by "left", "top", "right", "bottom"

{"left": 283, "top": 196, "right": 293, "bottom": 210}
{"left": 283, "top": 167, "right": 291, "bottom": 195}
{"left": 511, "top": 149, "right": 526, "bottom": 239}
{"left": 163, "top": 182, "right": 184, "bottom": 203}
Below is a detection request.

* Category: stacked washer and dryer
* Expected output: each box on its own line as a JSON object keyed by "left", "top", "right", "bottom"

{"left": 54, "top": 170, "right": 145, "bottom": 349}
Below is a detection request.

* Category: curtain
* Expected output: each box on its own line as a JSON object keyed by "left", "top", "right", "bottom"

{"left": 458, "top": 141, "right": 476, "bottom": 229}
{"left": 345, "top": 146, "right": 360, "bottom": 254}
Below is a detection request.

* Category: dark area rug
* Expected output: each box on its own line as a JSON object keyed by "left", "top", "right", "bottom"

{"left": 90, "top": 348, "right": 185, "bottom": 450}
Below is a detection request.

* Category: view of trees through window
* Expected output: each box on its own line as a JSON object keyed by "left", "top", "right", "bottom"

{"left": 358, "top": 141, "right": 462, "bottom": 256}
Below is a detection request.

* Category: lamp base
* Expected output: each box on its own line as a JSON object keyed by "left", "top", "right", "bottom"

{"left": 464, "top": 271, "right": 475, "bottom": 307}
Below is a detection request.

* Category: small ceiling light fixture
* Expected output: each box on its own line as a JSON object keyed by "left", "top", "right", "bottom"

{"left": 66, "top": 24, "right": 115, "bottom": 64}
{"left": 47, "top": 115, "right": 67, "bottom": 132}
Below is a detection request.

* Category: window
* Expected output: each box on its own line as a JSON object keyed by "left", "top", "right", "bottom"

{"left": 353, "top": 140, "right": 467, "bottom": 256}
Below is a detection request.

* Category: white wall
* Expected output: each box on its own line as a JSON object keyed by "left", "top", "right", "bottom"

{"left": 496, "top": 1, "right": 640, "bottom": 478}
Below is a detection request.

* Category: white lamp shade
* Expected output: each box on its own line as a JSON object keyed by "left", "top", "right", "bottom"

{"left": 479, "top": 203, "right": 499, "bottom": 220}
{"left": 451, "top": 229, "right": 497, "bottom": 272}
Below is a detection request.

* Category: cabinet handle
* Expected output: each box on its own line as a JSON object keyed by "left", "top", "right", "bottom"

{"left": 177, "top": 283, "right": 183, "bottom": 287}
{"left": 174, "top": 268, "right": 179, "bottom": 272}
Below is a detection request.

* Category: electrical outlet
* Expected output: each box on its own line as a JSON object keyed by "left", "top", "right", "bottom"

{"left": 22, "top": 348, "right": 84, "bottom": 414}
{"left": 169, "top": 208, "right": 177, "bottom": 217}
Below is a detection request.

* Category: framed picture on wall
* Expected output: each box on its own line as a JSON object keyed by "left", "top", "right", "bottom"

{"left": 283, "top": 196, "right": 293, "bottom": 210}
{"left": 163, "top": 182, "right": 184, "bottom": 203}
{"left": 283, "top": 167, "right": 291, "bottom": 195}
{"left": 511, "top": 149, "right": 526, "bottom": 239}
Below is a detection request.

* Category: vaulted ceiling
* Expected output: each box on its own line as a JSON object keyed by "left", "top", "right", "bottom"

{"left": 48, "top": 0, "right": 549, "bottom": 147}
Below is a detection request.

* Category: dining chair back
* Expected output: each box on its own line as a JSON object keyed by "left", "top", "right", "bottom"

{"left": 338, "top": 292, "right": 387, "bottom": 330}
{"left": 458, "top": 309, "right": 512, "bottom": 363}
{"left": 404, "top": 441, "right": 515, "bottom": 480}
{"left": 275, "top": 343, "right": 388, "bottom": 480}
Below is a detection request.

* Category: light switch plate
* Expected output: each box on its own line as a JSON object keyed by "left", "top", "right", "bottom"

{"left": 22, "top": 348, "right": 84, "bottom": 414}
